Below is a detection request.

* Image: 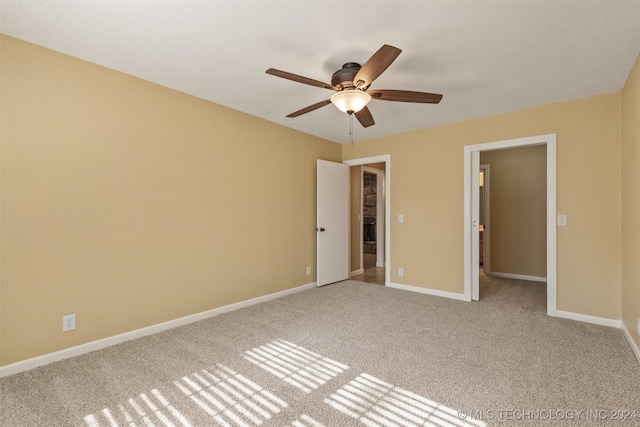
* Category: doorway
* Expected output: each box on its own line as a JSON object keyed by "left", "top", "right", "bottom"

{"left": 343, "top": 155, "right": 391, "bottom": 286}
{"left": 464, "top": 134, "right": 557, "bottom": 316}
{"left": 353, "top": 166, "right": 385, "bottom": 285}
{"left": 363, "top": 166, "right": 385, "bottom": 266}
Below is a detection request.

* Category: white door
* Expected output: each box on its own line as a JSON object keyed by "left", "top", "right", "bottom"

{"left": 317, "top": 159, "right": 349, "bottom": 286}
{"left": 471, "top": 151, "right": 480, "bottom": 301}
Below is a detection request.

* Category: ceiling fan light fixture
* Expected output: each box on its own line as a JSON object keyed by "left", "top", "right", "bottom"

{"left": 330, "top": 89, "right": 371, "bottom": 114}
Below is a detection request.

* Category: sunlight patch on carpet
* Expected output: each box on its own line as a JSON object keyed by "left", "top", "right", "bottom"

{"left": 83, "top": 364, "right": 288, "bottom": 427}
{"left": 291, "top": 413, "right": 326, "bottom": 426}
{"left": 324, "top": 373, "right": 486, "bottom": 427}
{"left": 175, "top": 363, "right": 288, "bottom": 426}
{"left": 84, "top": 388, "right": 192, "bottom": 427}
{"left": 244, "top": 339, "right": 348, "bottom": 393}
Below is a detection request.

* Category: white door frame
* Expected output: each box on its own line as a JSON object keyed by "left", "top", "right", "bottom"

{"left": 344, "top": 155, "right": 391, "bottom": 285}
{"left": 362, "top": 166, "right": 385, "bottom": 268}
{"left": 464, "top": 134, "right": 557, "bottom": 316}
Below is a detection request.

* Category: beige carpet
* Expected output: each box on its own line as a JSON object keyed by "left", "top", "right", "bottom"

{"left": 1, "top": 277, "right": 639, "bottom": 426}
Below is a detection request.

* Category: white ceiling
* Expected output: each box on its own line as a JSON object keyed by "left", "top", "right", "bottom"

{"left": 1, "top": 1, "right": 639, "bottom": 144}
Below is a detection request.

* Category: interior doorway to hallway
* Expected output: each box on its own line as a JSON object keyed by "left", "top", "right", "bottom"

{"left": 363, "top": 167, "right": 385, "bottom": 266}
{"left": 464, "top": 134, "right": 557, "bottom": 316}
{"left": 343, "top": 155, "right": 391, "bottom": 286}
{"left": 352, "top": 166, "right": 385, "bottom": 285}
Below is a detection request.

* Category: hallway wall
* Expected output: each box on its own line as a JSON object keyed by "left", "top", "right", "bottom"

{"left": 480, "top": 145, "right": 547, "bottom": 278}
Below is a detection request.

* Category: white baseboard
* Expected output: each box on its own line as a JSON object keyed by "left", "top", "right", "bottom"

{"left": 350, "top": 268, "right": 364, "bottom": 277}
{"left": 555, "top": 310, "right": 621, "bottom": 328}
{"left": 0, "top": 282, "right": 317, "bottom": 378}
{"left": 387, "top": 282, "right": 467, "bottom": 301}
{"left": 485, "top": 271, "right": 547, "bottom": 283}
{"left": 621, "top": 321, "right": 640, "bottom": 365}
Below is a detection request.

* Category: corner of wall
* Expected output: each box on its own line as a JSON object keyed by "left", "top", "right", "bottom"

{"left": 620, "top": 52, "right": 640, "bottom": 352}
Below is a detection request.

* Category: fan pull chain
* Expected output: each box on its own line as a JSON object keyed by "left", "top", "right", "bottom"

{"left": 349, "top": 114, "right": 354, "bottom": 145}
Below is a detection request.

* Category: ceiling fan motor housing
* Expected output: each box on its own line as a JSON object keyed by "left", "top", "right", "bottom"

{"left": 331, "top": 62, "right": 362, "bottom": 90}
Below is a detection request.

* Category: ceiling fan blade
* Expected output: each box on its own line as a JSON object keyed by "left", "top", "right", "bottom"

{"left": 353, "top": 45, "right": 402, "bottom": 89}
{"left": 286, "top": 99, "right": 332, "bottom": 118}
{"left": 354, "top": 106, "right": 375, "bottom": 128}
{"left": 369, "top": 89, "right": 443, "bottom": 104}
{"left": 266, "top": 68, "right": 336, "bottom": 91}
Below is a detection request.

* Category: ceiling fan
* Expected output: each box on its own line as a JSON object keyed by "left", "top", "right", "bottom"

{"left": 266, "top": 44, "right": 442, "bottom": 128}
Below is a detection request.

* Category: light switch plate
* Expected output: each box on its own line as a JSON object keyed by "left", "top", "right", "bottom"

{"left": 557, "top": 214, "right": 567, "bottom": 226}
{"left": 398, "top": 214, "right": 404, "bottom": 223}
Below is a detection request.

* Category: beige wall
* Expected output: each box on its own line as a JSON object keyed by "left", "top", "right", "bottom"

{"left": 343, "top": 92, "right": 622, "bottom": 320}
{"left": 621, "top": 53, "right": 640, "bottom": 349}
{"left": 366, "top": 162, "right": 385, "bottom": 171}
{"left": 0, "top": 35, "right": 341, "bottom": 366}
{"left": 481, "top": 146, "right": 546, "bottom": 278}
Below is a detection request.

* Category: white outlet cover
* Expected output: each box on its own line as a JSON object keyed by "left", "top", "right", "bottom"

{"left": 398, "top": 268, "right": 404, "bottom": 277}
{"left": 63, "top": 314, "right": 76, "bottom": 332}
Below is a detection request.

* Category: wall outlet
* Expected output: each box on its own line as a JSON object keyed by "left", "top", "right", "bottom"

{"left": 637, "top": 317, "right": 640, "bottom": 336}
{"left": 306, "top": 266, "right": 311, "bottom": 276}
{"left": 398, "top": 268, "right": 404, "bottom": 277}
{"left": 63, "top": 314, "right": 76, "bottom": 332}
